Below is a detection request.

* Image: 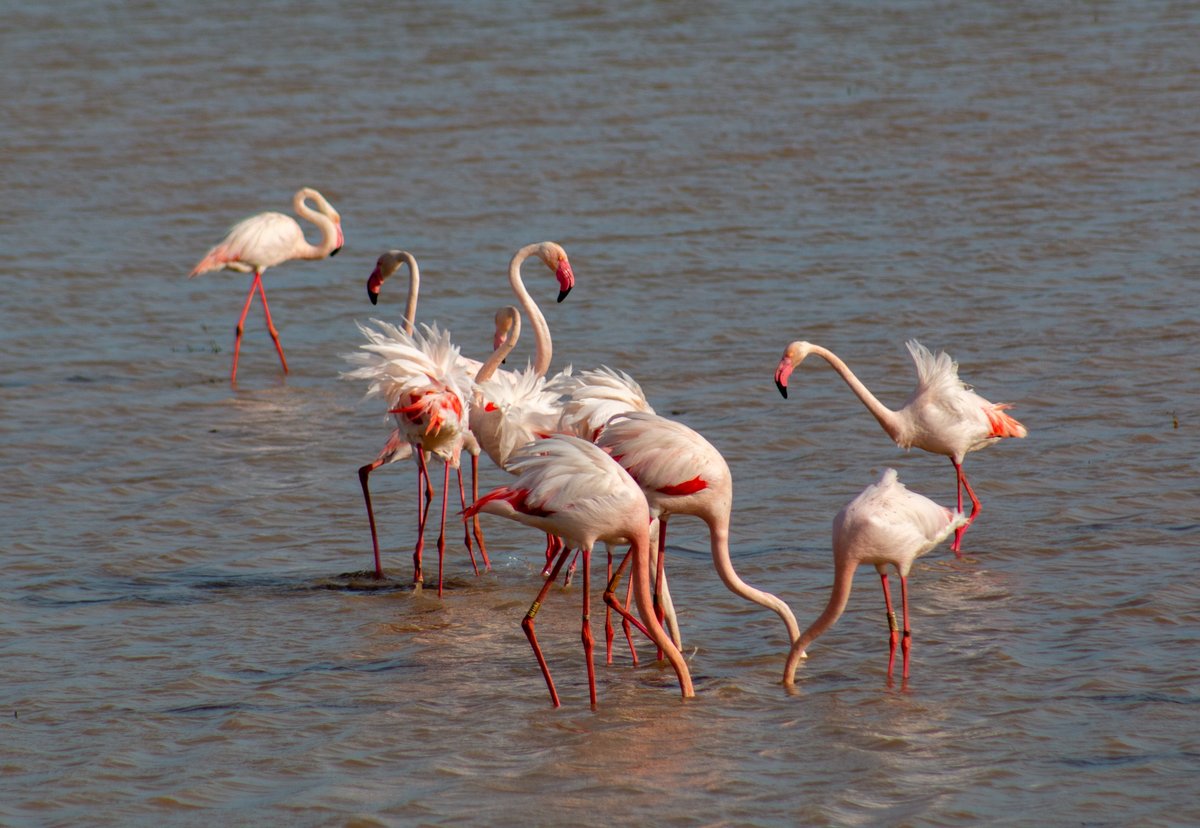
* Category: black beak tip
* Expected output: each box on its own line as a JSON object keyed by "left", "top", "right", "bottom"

{"left": 368, "top": 290, "right": 378, "bottom": 306}
{"left": 775, "top": 381, "right": 788, "bottom": 399}
{"left": 330, "top": 246, "right": 342, "bottom": 258}
{"left": 557, "top": 287, "right": 571, "bottom": 303}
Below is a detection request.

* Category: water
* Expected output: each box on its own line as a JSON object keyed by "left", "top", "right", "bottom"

{"left": 2, "top": 1, "right": 1198, "bottom": 825}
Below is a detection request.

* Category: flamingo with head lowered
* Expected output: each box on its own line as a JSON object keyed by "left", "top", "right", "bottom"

{"left": 189, "top": 187, "right": 344, "bottom": 384}
{"left": 465, "top": 435, "right": 694, "bottom": 708}
{"left": 774, "top": 339, "right": 1027, "bottom": 554}
{"left": 785, "top": 468, "right": 966, "bottom": 684}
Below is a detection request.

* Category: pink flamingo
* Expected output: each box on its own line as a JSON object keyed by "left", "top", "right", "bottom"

{"left": 189, "top": 187, "right": 344, "bottom": 384}
{"left": 596, "top": 412, "right": 801, "bottom": 661}
{"left": 465, "top": 435, "right": 694, "bottom": 708}
{"left": 343, "top": 319, "right": 484, "bottom": 596}
{"left": 784, "top": 468, "right": 966, "bottom": 684}
{"left": 774, "top": 339, "right": 1027, "bottom": 554}
{"left": 362, "top": 242, "right": 576, "bottom": 575}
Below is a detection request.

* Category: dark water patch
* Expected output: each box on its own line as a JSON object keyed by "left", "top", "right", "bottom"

{"left": 1088, "top": 693, "right": 1200, "bottom": 706}
{"left": 1059, "top": 750, "right": 1200, "bottom": 769}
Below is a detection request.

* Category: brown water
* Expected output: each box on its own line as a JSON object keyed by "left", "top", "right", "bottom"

{"left": 3, "top": 2, "right": 1198, "bottom": 825}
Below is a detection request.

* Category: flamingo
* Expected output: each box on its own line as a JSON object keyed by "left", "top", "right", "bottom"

{"left": 554, "top": 366, "right": 655, "bottom": 443}
{"left": 352, "top": 251, "right": 516, "bottom": 578}
{"left": 343, "top": 320, "right": 480, "bottom": 596}
{"left": 596, "top": 412, "right": 801, "bottom": 663}
{"left": 464, "top": 435, "right": 694, "bottom": 707}
{"left": 774, "top": 339, "right": 1027, "bottom": 554}
{"left": 784, "top": 468, "right": 966, "bottom": 684}
{"left": 189, "top": 187, "right": 344, "bottom": 384}
{"left": 368, "top": 241, "right": 576, "bottom": 547}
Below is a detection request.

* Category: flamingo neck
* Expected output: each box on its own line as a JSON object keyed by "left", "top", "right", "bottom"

{"left": 292, "top": 189, "right": 341, "bottom": 259}
{"left": 784, "top": 558, "right": 858, "bottom": 685}
{"left": 810, "top": 344, "right": 905, "bottom": 444}
{"left": 508, "top": 243, "right": 552, "bottom": 377}
{"left": 707, "top": 518, "right": 800, "bottom": 644}
{"left": 629, "top": 529, "right": 695, "bottom": 699}
{"left": 475, "top": 311, "right": 521, "bottom": 383}
{"left": 396, "top": 252, "right": 420, "bottom": 335}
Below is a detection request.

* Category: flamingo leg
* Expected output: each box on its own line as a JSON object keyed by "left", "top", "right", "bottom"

{"left": 254, "top": 275, "right": 289, "bottom": 375}
{"left": 601, "top": 551, "right": 654, "bottom": 646}
{"left": 563, "top": 549, "right": 580, "bottom": 586}
{"left": 357, "top": 457, "right": 388, "bottom": 579}
{"left": 541, "top": 534, "right": 559, "bottom": 576}
{"left": 230, "top": 271, "right": 261, "bottom": 385}
{"left": 469, "top": 454, "right": 490, "bottom": 570}
{"left": 604, "top": 549, "right": 615, "bottom": 664}
{"left": 949, "top": 460, "right": 981, "bottom": 556}
{"left": 455, "top": 467, "right": 479, "bottom": 576}
{"left": 435, "top": 462, "right": 451, "bottom": 597}
{"left": 412, "top": 449, "right": 432, "bottom": 587}
{"left": 580, "top": 546, "right": 597, "bottom": 708}
{"left": 653, "top": 516, "right": 669, "bottom": 660}
{"left": 880, "top": 572, "right": 900, "bottom": 677}
{"left": 524, "top": 545, "right": 572, "bottom": 707}
{"left": 899, "top": 574, "right": 912, "bottom": 679}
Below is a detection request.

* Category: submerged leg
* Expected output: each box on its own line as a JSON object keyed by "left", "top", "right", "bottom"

{"left": 524, "top": 546, "right": 572, "bottom": 707}
{"left": 230, "top": 271, "right": 260, "bottom": 385}
{"left": 880, "top": 571, "right": 900, "bottom": 677}
{"left": 254, "top": 275, "right": 289, "bottom": 375}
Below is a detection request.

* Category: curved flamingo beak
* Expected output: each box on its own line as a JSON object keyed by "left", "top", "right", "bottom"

{"left": 366, "top": 264, "right": 383, "bottom": 305}
{"left": 774, "top": 358, "right": 794, "bottom": 398}
{"left": 555, "top": 257, "right": 574, "bottom": 303}
{"left": 331, "top": 224, "right": 345, "bottom": 257}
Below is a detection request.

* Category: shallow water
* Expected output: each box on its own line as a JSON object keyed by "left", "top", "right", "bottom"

{"left": 2, "top": 1, "right": 1198, "bottom": 825}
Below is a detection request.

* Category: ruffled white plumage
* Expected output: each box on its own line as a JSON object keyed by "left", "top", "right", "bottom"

{"left": 553, "top": 366, "right": 655, "bottom": 440}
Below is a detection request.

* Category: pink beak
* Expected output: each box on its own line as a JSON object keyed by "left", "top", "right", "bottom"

{"left": 555, "top": 258, "right": 574, "bottom": 303}
{"left": 774, "top": 358, "right": 794, "bottom": 398}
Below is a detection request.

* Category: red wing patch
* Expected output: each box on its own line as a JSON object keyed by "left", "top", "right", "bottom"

{"left": 984, "top": 404, "right": 1028, "bottom": 439}
{"left": 656, "top": 475, "right": 707, "bottom": 496}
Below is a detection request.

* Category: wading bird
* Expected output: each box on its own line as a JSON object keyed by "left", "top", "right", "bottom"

{"left": 774, "top": 339, "right": 1026, "bottom": 553}
{"left": 189, "top": 187, "right": 344, "bottom": 384}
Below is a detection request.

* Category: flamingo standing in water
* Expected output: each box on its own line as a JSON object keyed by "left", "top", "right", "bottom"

{"left": 784, "top": 468, "right": 966, "bottom": 684}
{"left": 189, "top": 187, "right": 344, "bottom": 384}
{"left": 351, "top": 251, "right": 517, "bottom": 579}
{"left": 368, "top": 241, "right": 577, "bottom": 557}
{"left": 465, "top": 435, "right": 694, "bottom": 708}
{"left": 774, "top": 339, "right": 1027, "bottom": 554}
{"left": 596, "top": 412, "right": 801, "bottom": 662}
{"left": 343, "top": 319, "right": 482, "bottom": 597}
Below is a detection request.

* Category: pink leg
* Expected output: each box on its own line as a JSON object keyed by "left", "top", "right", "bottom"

{"left": 230, "top": 271, "right": 260, "bottom": 385}
{"left": 524, "top": 545, "right": 572, "bottom": 707}
{"left": 601, "top": 552, "right": 653, "bottom": 647}
{"left": 563, "top": 549, "right": 580, "bottom": 586}
{"left": 950, "top": 460, "right": 981, "bottom": 556}
{"left": 604, "top": 550, "right": 615, "bottom": 664}
{"left": 899, "top": 574, "right": 912, "bottom": 679}
{"left": 455, "top": 467, "right": 479, "bottom": 576}
{"left": 357, "top": 457, "right": 388, "bottom": 579}
{"left": 435, "top": 462, "right": 451, "bottom": 597}
{"left": 469, "top": 454, "right": 490, "bottom": 570}
{"left": 542, "top": 534, "right": 559, "bottom": 576}
{"left": 412, "top": 450, "right": 433, "bottom": 587}
{"left": 580, "top": 546, "right": 597, "bottom": 707}
{"left": 880, "top": 572, "right": 900, "bottom": 678}
{"left": 653, "top": 517, "right": 669, "bottom": 660}
{"left": 254, "top": 275, "right": 289, "bottom": 374}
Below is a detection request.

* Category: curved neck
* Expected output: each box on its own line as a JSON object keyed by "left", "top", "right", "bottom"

{"left": 810, "top": 344, "right": 903, "bottom": 443}
{"left": 396, "top": 252, "right": 420, "bottom": 335}
{"left": 508, "top": 243, "right": 552, "bottom": 376}
{"left": 785, "top": 558, "right": 857, "bottom": 684}
{"left": 292, "top": 189, "right": 341, "bottom": 259}
{"left": 708, "top": 520, "right": 800, "bottom": 644}
{"left": 475, "top": 310, "right": 521, "bottom": 383}
{"left": 629, "top": 529, "right": 694, "bottom": 699}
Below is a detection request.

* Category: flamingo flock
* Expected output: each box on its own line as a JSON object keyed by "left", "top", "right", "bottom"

{"left": 188, "top": 187, "right": 1029, "bottom": 707}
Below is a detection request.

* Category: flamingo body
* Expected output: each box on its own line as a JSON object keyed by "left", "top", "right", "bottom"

{"left": 785, "top": 468, "right": 966, "bottom": 684}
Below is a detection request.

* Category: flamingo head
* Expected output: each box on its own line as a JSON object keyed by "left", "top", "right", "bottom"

{"left": 366, "top": 250, "right": 404, "bottom": 305}
{"left": 492, "top": 305, "right": 520, "bottom": 353}
{"left": 774, "top": 340, "right": 815, "bottom": 399}
{"left": 536, "top": 242, "right": 574, "bottom": 302}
